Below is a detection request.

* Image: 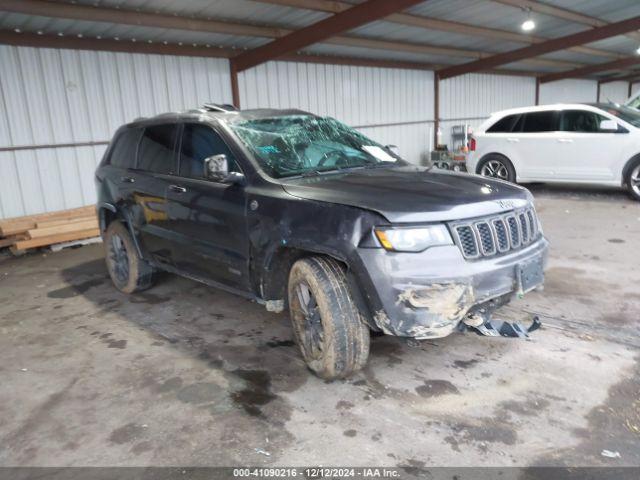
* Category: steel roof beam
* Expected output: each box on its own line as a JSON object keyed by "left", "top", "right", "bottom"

{"left": 231, "top": 0, "right": 426, "bottom": 72}
{"left": 0, "top": 29, "right": 237, "bottom": 57}
{"left": 539, "top": 57, "right": 640, "bottom": 84}
{"left": 594, "top": 71, "right": 640, "bottom": 84}
{"left": 255, "top": 0, "right": 620, "bottom": 59}
{"left": 438, "top": 15, "right": 640, "bottom": 80}
{"left": 0, "top": 30, "right": 545, "bottom": 78}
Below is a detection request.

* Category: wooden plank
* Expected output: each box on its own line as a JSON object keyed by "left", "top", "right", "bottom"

{"left": 27, "top": 219, "right": 99, "bottom": 239}
{"left": 0, "top": 206, "right": 95, "bottom": 236}
{"left": 13, "top": 228, "right": 100, "bottom": 251}
{"left": 35, "top": 215, "right": 96, "bottom": 229}
{"left": 0, "top": 234, "right": 27, "bottom": 249}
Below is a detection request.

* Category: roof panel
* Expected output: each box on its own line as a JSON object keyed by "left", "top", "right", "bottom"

{"left": 348, "top": 20, "right": 524, "bottom": 54}
{"left": 2, "top": 0, "right": 639, "bottom": 76}
{"left": 59, "top": 0, "right": 329, "bottom": 28}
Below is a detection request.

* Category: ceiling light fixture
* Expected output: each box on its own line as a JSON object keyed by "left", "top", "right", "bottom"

{"left": 521, "top": 8, "right": 536, "bottom": 32}
{"left": 636, "top": 45, "right": 640, "bottom": 55}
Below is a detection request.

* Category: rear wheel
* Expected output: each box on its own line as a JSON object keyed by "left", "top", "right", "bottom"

{"left": 287, "top": 257, "right": 370, "bottom": 380}
{"left": 477, "top": 154, "right": 516, "bottom": 183}
{"left": 626, "top": 161, "right": 640, "bottom": 201}
{"left": 104, "top": 220, "right": 155, "bottom": 293}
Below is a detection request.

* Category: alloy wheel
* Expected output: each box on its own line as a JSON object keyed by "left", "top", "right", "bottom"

{"left": 631, "top": 165, "right": 640, "bottom": 197}
{"left": 480, "top": 160, "right": 509, "bottom": 180}
{"left": 294, "top": 282, "right": 324, "bottom": 360}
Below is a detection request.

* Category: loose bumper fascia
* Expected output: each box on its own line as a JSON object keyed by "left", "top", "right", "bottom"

{"left": 352, "top": 236, "right": 549, "bottom": 339}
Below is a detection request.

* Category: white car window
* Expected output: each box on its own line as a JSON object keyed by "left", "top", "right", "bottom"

{"left": 520, "top": 111, "right": 559, "bottom": 132}
{"left": 560, "top": 110, "right": 608, "bottom": 133}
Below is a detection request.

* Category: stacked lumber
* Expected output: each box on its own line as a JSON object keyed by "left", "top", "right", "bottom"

{"left": 0, "top": 206, "right": 99, "bottom": 253}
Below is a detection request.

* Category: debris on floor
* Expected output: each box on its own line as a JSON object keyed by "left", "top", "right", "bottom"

{"left": 601, "top": 450, "right": 621, "bottom": 459}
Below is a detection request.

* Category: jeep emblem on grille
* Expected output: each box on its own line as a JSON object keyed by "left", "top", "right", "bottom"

{"left": 496, "top": 200, "right": 515, "bottom": 209}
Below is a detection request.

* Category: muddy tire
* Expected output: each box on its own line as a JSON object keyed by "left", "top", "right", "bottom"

{"left": 104, "top": 220, "right": 155, "bottom": 294}
{"left": 287, "top": 256, "right": 370, "bottom": 380}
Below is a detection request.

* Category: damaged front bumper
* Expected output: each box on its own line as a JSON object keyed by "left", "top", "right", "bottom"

{"left": 355, "top": 236, "right": 549, "bottom": 339}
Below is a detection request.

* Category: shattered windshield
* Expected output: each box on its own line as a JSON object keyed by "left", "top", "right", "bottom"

{"left": 229, "top": 115, "right": 405, "bottom": 178}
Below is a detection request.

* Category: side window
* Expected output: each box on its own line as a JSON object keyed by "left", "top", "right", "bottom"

{"left": 137, "top": 124, "right": 178, "bottom": 174}
{"left": 109, "top": 128, "right": 142, "bottom": 168}
{"left": 561, "top": 110, "right": 605, "bottom": 133}
{"left": 487, "top": 114, "right": 521, "bottom": 133}
{"left": 179, "top": 124, "right": 239, "bottom": 179}
{"left": 521, "top": 111, "right": 559, "bottom": 133}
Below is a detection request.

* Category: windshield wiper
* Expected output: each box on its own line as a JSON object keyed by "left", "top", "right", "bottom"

{"left": 300, "top": 170, "right": 322, "bottom": 177}
{"left": 363, "top": 162, "right": 395, "bottom": 169}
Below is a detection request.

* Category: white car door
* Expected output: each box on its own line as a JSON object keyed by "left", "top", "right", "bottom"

{"left": 510, "top": 110, "right": 561, "bottom": 181}
{"left": 556, "top": 109, "right": 624, "bottom": 182}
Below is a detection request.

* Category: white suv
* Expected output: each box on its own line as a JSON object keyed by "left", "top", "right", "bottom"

{"left": 467, "top": 103, "right": 640, "bottom": 201}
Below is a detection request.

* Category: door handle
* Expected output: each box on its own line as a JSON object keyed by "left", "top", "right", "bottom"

{"left": 169, "top": 184, "right": 187, "bottom": 193}
{"left": 120, "top": 176, "right": 135, "bottom": 183}
{"left": 507, "top": 138, "right": 520, "bottom": 143}
{"left": 558, "top": 138, "right": 573, "bottom": 143}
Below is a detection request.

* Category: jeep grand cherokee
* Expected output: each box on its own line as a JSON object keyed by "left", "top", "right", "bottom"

{"left": 95, "top": 105, "right": 548, "bottom": 379}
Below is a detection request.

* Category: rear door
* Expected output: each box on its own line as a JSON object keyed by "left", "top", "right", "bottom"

{"left": 103, "top": 127, "right": 143, "bottom": 210}
{"left": 164, "top": 122, "right": 250, "bottom": 290}
{"left": 557, "top": 109, "right": 624, "bottom": 181}
{"left": 511, "top": 110, "right": 561, "bottom": 181}
{"left": 130, "top": 123, "right": 179, "bottom": 266}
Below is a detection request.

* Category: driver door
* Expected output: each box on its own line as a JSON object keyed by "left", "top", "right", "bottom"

{"left": 164, "top": 123, "right": 250, "bottom": 290}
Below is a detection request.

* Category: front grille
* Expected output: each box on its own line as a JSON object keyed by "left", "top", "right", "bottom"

{"left": 475, "top": 222, "right": 495, "bottom": 255}
{"left": 451, "top": 206, "right": 541, "bottom": 260}
{"left": 507, "top": 216, "right": 520, "bottom": 248}
{"left": 456, "top": 225, "right": 479, "bottom": 258}
{"left": 492, "top": 219, "right": 510, "bottom": 252}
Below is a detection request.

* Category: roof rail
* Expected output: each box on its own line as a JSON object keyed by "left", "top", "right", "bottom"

{"left": 202, "top": 103, "right": 239, "bottom": 113}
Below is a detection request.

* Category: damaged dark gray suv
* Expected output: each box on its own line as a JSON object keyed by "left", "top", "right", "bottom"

{"left": 95, "top": 105, "right": 548, "bottom": 379}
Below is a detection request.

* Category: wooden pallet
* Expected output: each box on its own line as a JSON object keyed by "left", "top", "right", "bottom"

{"left": 0, "top": 206, "right": 100, "bottom": 253}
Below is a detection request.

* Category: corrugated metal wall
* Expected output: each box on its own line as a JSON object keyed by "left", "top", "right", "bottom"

{"left": 238, "top": 61, "right": 435, "bottom": 165}
{"left": 0, "top": 45, "right": 231, "bottom": 220}
{"left": 438, "top": 73, "right": 537, "bottom": 147}
{"left": 539, "top": 79, "right": 598, "bottom": 104}
{"left": 1, "top": 45, "right": 615, "bottom": 221}
{"left": 598, "top": 81, "right": 629, "bottom": 104}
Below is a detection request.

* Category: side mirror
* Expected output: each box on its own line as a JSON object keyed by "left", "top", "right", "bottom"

{"left": 599, "top": 119, "right": 618, "bottom": 132}
{"left": 204, "top": 154, "right": 245, "bottom": 185}
{"left": 385, "top": 144, "right": 400, "bottom": 156}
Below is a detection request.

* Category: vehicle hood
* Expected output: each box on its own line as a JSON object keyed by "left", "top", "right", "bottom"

{"left": 280, "top": 166, "right": 531, "bottom": 223}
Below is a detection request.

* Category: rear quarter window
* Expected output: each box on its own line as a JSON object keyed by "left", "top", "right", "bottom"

{"left": 109, "top": 128, "right": 143, "bottom": 168}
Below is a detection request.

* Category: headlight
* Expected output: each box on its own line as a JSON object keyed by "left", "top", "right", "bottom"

{"left": 374, "top": 225, "right": 453, "bottom": 252}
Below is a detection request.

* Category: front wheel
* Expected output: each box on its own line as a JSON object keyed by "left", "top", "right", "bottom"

{"left": 626, "top": 161, "right": 640, "bottom": 201}
{"left": 288, "top": 257, "right": 370, "bottom": 380}
{"left": 477, "top": 155, "right": 516, "bottom": 183}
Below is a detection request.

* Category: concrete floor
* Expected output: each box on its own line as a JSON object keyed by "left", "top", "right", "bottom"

{"left": 1, "top": 184, "right": 639, "bottom": 469}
